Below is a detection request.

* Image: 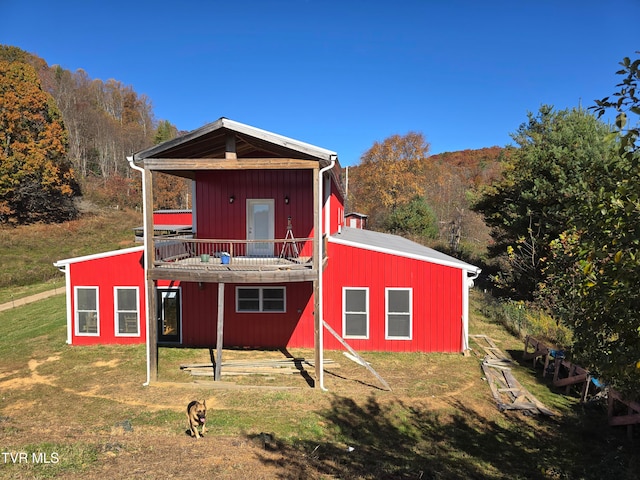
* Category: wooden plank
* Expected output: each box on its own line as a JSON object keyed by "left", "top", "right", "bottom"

{"left": 608, "top": 413, "right": 640, "bottom": 427}
{"left": 478, "top": 335, "right": 555, "bottom": 416}
{"left": 323, "top": 320, "right": 392, "bottom": 391}
{"left": 145, "top": 157, "right": 318, "bottom": 171}
{"left": 144, "top": 168, "right": 158, "bottom": 382}
{"left": 214, "top": 283, "right": 224, "bottom": 381}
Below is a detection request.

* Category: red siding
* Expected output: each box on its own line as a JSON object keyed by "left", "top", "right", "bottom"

{"left": 153, "top": 211, "right": 192, "bottom": 225}
{"left": 195, "top": 170, "right": 315, "bottom": 245}
{"left": 180, "top": 282, "right": 314, "bottom": 349}
{"left": 67, "top": 250, "right": 147, "bottom": 346}
{"left": 322, "top": 242, "right": 463, "bottom": 353}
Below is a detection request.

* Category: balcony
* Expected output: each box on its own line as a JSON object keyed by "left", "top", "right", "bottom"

{"left": 149, "top": 236, "right": 318, "bottom": 283}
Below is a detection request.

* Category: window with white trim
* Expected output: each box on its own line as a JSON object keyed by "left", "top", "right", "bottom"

{"left": 115, "top": 287, "right": 139, "bottom": 336}
{"left": 75, "top": 286, "right": 99, "bottom": 335}
{"left": 343, "top": 287, "right": 369, "bottom": 338}
{"left": 236, "top": 287, "right": 286, "bottom": 312}
{"left": 386, "top": 288, "right": 412, "bottom": 339}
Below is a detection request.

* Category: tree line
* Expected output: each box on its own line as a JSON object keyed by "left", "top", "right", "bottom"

{"left": 0, "top": 45, "right": 189, "bottom": 223}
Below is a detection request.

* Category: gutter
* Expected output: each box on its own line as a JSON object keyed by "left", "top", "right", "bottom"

{"left": 127, "top": 155, "right": 151, "bottom": 387}
{"left": 317, "top": 154, "right": 337, "bottom": 391}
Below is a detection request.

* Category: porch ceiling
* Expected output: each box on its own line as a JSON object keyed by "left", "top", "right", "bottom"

{"left": 133, "top": 118, "right": 337, "bottom": 164}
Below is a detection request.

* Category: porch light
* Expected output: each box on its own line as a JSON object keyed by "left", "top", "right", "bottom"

{"left": 229, "top": 195, "right": 235, "bottom": 204}
{"left": 284, "top": 195, "right": 289, "bottom": 204}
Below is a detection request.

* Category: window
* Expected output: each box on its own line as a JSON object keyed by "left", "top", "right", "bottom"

{"left": 343, "top": 287, "right": 368, "bottom": 338}
{"left": 386, "top": 288, "right": 412, "bottom": 339}
{"left": 236, "top": 287, "right": 285, "bottom": 312}
{"left": 115, "top": 287, "right": 139, "bottom": 336}
{"left": 76, "top": 287, "right": 99, "bottom": 335}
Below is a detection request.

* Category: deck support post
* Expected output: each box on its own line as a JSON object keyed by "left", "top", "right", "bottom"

{"left": 144, "top": 167, "right": 158, "bottom": 382}
{"left": 215, "top": 282, "right": 225, "bottom": 381}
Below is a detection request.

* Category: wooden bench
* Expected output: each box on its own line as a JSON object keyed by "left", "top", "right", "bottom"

{"left": 552, "top": 357, "right": 591, "bottom": 401}
{"left": 608, "top": 388, "right": 640, "bottom": 439}
{"left": 522, "top": 336, "right": 552, "bottom": 375}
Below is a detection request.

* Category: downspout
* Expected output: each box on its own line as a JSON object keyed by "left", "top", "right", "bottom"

{"left": 317, "top": 154, "right": 337, "bottom": 391}
{"left": 54, "top": 263, "right": 72, "bottom": 345}
{"left": 462, "top": 268, "right": 481, "bottom": 352}
{"left": 128, "top": 155, "right": 151, "bottom": 387}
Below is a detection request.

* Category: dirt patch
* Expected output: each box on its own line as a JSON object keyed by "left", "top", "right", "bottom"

{"left": 92, "top": 359, "right": 120, "bottom": 368}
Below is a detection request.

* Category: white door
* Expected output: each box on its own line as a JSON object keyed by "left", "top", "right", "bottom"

{"left": 247, "top": 199, "right": 274, "bottom": 257}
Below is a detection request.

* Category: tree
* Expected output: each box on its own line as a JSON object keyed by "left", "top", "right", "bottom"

{"left": 383, "top": 196, "right": 438, "bottom": 240}
{"left": 0, "top": 60, "right": 77, "bottom": 224}
{"left": 152, "top": 120, "right": 191, "bottom": 209}
{"left": 348, "top": 132, "right": 429, "bottom": 229}
{"left": 547, "top": 54, "right": 640, "bottom": 397}
{"left": 473, "top": 106, "right": 613, "bottom": 298}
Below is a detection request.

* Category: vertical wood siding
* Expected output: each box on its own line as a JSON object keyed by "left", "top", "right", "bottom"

{"left": 180, "top": 282, "right": 314, "bottom": 348}
{"left": 195, "top": 170, "right": 315, "bottom": 249}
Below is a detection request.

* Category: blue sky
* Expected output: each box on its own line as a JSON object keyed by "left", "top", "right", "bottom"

{"left": 2, "top": 1, "right": 638, "bottom": 165}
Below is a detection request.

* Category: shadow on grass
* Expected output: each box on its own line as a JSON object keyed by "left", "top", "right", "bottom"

{"left": 250, "top": 394, "right": 639, "bottom": 480}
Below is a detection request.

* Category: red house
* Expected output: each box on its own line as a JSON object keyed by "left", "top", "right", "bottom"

{"left": 54, "top": 118, "right": 480, "bottom": 387}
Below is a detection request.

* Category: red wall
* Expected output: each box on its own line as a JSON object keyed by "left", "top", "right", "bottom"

{"left": 153, "top": 211, "right": 192, "bottom": 226}
{"left": 322, "top": 242, "right": 464, "bottom": 352}
{"left": 68, "top": 250, "right": 147, "bottom": 346}
{"left": 195, "top": 170, "right": 315, "bottom": 242}
{"left": 179, "top": 281, "right": 315, "bottom": 348}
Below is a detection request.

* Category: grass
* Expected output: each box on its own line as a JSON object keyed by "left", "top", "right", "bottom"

{"left": 0, "top": 293, "right": 638, "bottom": 479}
{"left": 0, "top": 207, "right": 141, "bottom": 299}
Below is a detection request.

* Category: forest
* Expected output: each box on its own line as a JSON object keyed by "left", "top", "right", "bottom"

{"left": 1, "top": 44, "right": 639, "bottom": 399}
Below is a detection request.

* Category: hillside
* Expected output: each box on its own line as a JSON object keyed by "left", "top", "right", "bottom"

{"left": 0, "top": 204, "right": 141, "bottom": 300}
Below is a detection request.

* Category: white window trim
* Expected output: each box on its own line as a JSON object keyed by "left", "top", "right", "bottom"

{"left": 114, "top": 286, "right": 140, "bottom": 337}
{"left": 385, "top": 287, "right": 413, "bottom": 340}
{"left": 75, "top": 286, "right": 99, "bottom": 337}
{"left": 343, "top": 287, "right": 369, "bottom": 339}
{"left": 235, "top": 286, "right": 286, "bottom": 313}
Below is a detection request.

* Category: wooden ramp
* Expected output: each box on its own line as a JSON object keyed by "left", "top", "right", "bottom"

{"left": 471, "top": 335, "right": 555, "bottom": 416}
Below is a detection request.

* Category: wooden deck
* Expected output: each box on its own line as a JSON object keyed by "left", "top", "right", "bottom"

{"left": 150, "top": 236, "right": 317, "bottom": 282}
{"left": 151, "top": 255, "right": 316, "bottom": 282}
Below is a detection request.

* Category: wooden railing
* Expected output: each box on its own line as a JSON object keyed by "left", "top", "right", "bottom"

{"left": 152, "top": 236, "right": 314, "bottom": 267}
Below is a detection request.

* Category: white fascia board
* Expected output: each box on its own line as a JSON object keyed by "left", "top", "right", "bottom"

{"left": 328, "top": 236, "right": 481, "bottom": 274}
{"left": 53, "top": 246, "right": 144, "bottom": 267}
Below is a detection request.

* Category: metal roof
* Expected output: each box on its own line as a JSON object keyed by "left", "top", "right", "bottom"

{"left": 133, "top": 117, "right": 338, "bottom": 166}
{"left": 329, "top": 227, "right": 481, "bottom": 273}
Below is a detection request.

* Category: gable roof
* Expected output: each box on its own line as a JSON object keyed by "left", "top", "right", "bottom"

{"left": 329, "top": 227, "right": 481, "bottom": 274}
{"left": 133, "top": 117, "right": 338, "bottom": 166}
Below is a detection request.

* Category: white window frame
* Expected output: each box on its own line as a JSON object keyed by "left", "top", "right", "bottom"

{"left": 343, "top": 287, "right": 369, "bottom": 339}
{"left": 114, "top": 286, "right": 140, "bottom": 337}
{"left": 75, "top": 286, "right": 99, "bottom": 336}
{"left": 236, "top": 286, "right": 286, "bottom": 313}
{"left": 385, "top": 288, "right": 413, "bottom": 340}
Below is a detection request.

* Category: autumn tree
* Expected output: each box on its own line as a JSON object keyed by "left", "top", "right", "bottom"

{"left": 0, "top": 60, "right": 77, "bottom": 224}
{"left": 152, "top": 120, "right": 191, "bottom": 209}
{"left": 348, "top": 132, "right": 429, "bottom": 229}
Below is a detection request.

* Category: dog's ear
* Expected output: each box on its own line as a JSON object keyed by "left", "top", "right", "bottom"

{"left": 202, "top": 400, "right": 207, "bottom": 408}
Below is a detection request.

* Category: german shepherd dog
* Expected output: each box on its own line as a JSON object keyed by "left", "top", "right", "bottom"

{"left": 186, "top": 400, "right": 207, "bottom": 438}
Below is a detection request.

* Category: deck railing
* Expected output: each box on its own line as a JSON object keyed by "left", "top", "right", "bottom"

{"left": 152, "top": 235, "right": 314, "bottom": 267}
